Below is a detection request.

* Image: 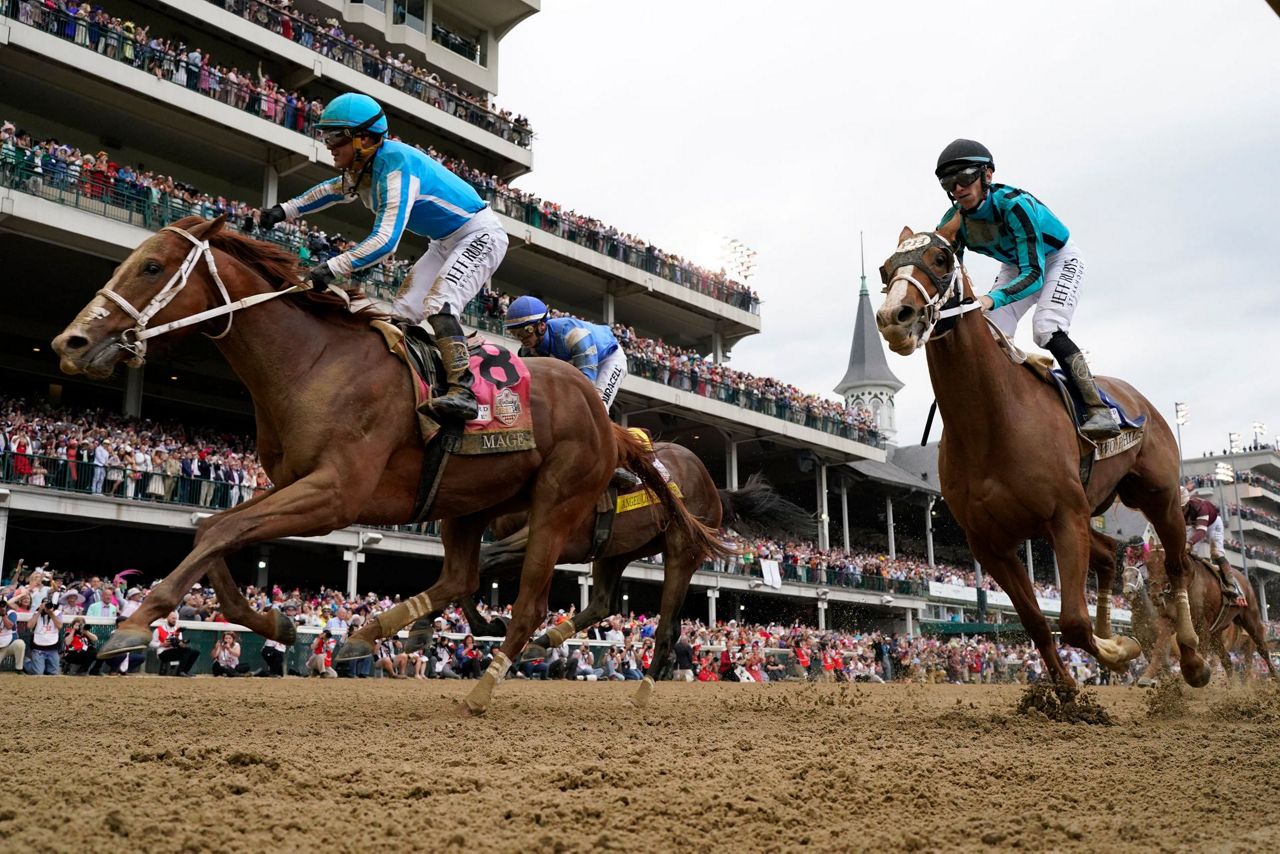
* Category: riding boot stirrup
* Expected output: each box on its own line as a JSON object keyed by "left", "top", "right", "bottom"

{"left": 1063, "top": 352, "right": 1122, "bottom": 440}
{"left": 425, "top": 310, "right": 478, "bottom": 422}
{"left": 611, "top": 468, "right": 642, "bottom": 489}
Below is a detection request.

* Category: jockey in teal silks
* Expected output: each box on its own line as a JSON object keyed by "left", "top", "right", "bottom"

{"left": 504, "top": 295, "right": 639, "bottom": 487}
{"left": 935, "top": 139, "right": 1121, "bottom": 440}
{"left": 258, "top": 93, "right": 508, "bottom": 422}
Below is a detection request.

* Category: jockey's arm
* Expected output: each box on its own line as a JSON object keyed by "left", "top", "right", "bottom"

{"left": 988, "top": 197, "right": 1046, "bottom": 310}
{"left": 324, "top": 168, "right": 413, "bottom": 278}
{"left": 563, "top": 326, "right": 601, "bottom": 382}
{"left": 1188, "top": 515, "right": 1211, "bottom": 546}
{"left": 280, "top": 177, "right": 352, "bottom": 221}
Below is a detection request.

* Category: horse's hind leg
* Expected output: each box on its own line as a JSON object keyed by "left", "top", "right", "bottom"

{"left": 633, "top": 539, "right": 699, "bottom": 709}
{"left": 1089, "top": 531, "right": 1119, "bottom": 640}
{"left": 205, "top": 557, "right": 296, "bottom": 644}
{"left": 529, "top": 556, "right": 628, "bottom": 656}
{"left": 1237, "top": 603, "right": 1278, "bottom": 680}
{"left": 1050, "top": 513, "right": 1142, "bottom": 673}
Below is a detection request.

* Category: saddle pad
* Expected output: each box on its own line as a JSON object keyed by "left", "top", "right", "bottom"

{"left": 461, "top": 342, "right": 536, "bottom": 455}
{"left": 1048, "top": 369, "right": 1147, "bottom": 430}
{"left": 616, "top": 481, "right": 684, "bottom": 514}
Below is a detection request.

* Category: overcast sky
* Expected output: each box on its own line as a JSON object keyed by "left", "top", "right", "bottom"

{"left": 499, "top": 1, "right": 1280, "bottom": 457}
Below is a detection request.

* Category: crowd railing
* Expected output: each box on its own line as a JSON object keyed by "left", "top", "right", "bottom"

{"left": 701, "top": 555, "right": 927, "bottom": 597}
{"left": 209, "top": 0, "right": 530, "bottom": 147}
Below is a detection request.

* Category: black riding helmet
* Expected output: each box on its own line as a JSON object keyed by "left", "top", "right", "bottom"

{"left": 935, "top": 139, "right": 994, "bottom": 178}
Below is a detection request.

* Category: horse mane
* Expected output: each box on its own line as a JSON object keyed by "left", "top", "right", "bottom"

{"left": 169, "top": 216, "right": 378, "bottom": 319}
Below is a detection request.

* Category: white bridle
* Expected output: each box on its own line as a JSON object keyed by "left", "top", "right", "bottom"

{"left": 95, "top": 225, "right": 299, "bottom": 365}
{"left": 884, "top": 232, "right": 983, "bottom": 347}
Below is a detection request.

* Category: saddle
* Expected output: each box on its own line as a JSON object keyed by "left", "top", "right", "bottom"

{"left": 370, "top": 319, "right": 536, "bottom": 522}
{"left": 984, "top": 317, "right": 1146, "bottom": 498}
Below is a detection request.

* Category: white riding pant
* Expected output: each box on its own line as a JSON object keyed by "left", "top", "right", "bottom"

{"left": 987, "top": 239, "right": 1084, "bottom": 348}
{"left": 392, "top": 207, "right": 509, "bottom": 322}
{"left": 1188, "top": 516, "right": 1225, "bottom": 560}
{"left": 594, "top": 349, "right": 627, "bottom": 411}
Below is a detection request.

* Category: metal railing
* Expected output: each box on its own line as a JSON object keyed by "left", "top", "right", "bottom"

{"left": 627, "top": 354, "right": 885, "bottom": 447}
{"left": 209, "top": 1, "right": 529, "bottom": 147}
{"left": 701, "top": 556, "right": 927, "bottom": 597}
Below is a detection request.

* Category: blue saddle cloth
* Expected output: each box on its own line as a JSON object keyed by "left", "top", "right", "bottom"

{"left": 1049, "top": 369, "right": 1146, "bottom": 430}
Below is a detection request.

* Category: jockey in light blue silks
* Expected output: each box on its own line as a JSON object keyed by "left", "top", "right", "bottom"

{"left": 504, "top": 295, "right": 638, "bottom": 486}
{"left": 258, "top": 93, "right": 508, "bottom": 422}
{"left": 935, "top": 138, "right": 1120, "bottom": 440}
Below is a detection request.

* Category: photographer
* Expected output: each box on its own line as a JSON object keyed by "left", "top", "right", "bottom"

{"left": 62, "top": 616, "right": 98, "bottom": 674}
{"left": 211, "top": 631, "right": 249, "bottom": 676}
{"left": 257, "top": 637, "right": 286, "bottom": 677}
{"left": 25, "top": 597, "right": 62, "bottom": 675}
{"left": 150, "top": 611, "right": 199, "bottom": 676}
{"left": 1, "top": 594, "right": 27, "bottom": 673}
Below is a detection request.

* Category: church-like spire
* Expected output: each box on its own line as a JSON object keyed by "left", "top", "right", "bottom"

{"left": 835, "top": 232, "right": 904, "bottom": 397}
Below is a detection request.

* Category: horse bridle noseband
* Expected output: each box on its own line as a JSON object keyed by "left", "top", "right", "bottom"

{"left": 881, "top": 231, "right": 982, "bottom": 346}
{"left": 96, "top": 225, "right": 298, "bottom": 366}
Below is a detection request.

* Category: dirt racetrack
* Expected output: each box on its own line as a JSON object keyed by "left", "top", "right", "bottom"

{"left": 7, "top": 676, "right": 1279, "bottom": 852}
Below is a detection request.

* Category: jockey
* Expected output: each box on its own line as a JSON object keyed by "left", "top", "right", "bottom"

{"left": 503, "top": 295, "right": 639, "bottom": 487}
{"left": 258, "top": 93, "right": 508, "bottom": 421}
{"left": 1180, "top": 486, "right": 1246, "bottom": 606}
{"left": 935, "top": 139, "right": 1121, "bottom": 440}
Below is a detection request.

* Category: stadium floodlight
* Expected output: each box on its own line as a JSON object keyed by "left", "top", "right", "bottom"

{"left": 1252, "top": 421, "right": 1267, "bottom": 446}
{"left": 1214, "top": 462, "right": 1235, "bottom": 484}
{"left": 1229, "top": 432, "right": 1243, "bottom": 454}
{"left": 1174, "top": 402, "right": 1189, "bottom": 426}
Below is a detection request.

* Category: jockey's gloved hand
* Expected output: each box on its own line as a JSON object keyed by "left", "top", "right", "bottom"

{"left": 308, "top": 264, "right": 337, "bottom": 292}
{"left": 258, "top": 204, "right": 287, "bottom": 231}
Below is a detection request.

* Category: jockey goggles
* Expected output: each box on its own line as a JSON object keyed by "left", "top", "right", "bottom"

{"left": 320, "top": 110, "right": 387, "bottom": 149}
{"left": 937, "top": 165, "right": 985, "bottom": 192}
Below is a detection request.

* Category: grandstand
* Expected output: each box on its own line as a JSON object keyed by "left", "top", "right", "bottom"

{"left": 0, "top": 0, "right": 1163, "bottom": 638}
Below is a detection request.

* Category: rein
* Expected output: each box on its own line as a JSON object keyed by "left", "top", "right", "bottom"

{"left": 97, "top": 225, "right": 300, "bottom": 365}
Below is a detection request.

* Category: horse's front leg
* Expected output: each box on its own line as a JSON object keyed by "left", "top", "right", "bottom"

{"left": 99, "top": 469, "right": 368, "bottom": 657}
{"left": 1089, "top": 531, "right": 1118, "bottom": 639}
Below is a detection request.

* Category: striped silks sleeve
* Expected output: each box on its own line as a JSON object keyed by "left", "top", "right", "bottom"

{"left": 281, "top": 177, "right": 348, "bottom": 219}
{"left": 990, "top": 197, "right": 1046, "bottom": 309}
{"left": 330, "top": 171, "right": 418, "bottom": 276}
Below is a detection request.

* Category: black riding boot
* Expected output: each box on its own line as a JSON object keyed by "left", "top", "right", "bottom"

{"left": 425, "top": 308, "right": 478, "bottom": 422}
{"left": 1215, "top": 555, "right": 1246, "bottom": 605}
{"left": 1044, "top": 331, "right": 1121, "bottom": 440}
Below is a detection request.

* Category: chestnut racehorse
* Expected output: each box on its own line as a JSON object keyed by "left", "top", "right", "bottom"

{"left": 876, "top": 222, "right": 1208, "bottom": 688}
{"left": 1122, "top": 546, "right": 1276, "bottom": 683}
{"left": 51, "top": 216, "right": 723, "bottom": 713}
{"left": 341, "top": 443, "right": 811, "bottom": 707}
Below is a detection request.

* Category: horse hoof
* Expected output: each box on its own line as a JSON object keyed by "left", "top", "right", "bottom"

{"left": 630, "top": 677, "right": 656, "bottom": 709}
{"left": 98, "top": 627, "right": 151, "bottom": 659}
{"left": 456, "top": 700, "right": 486, "bottom": 718}
{"left": 1137, "top": 678, "right": 1155, "bottom": 688}
{"left": 1181, "top": 656, "right": 1211, "bottom": 689}
{"left": 334, "top": 637, "right": 374, "bottom": 663}
{"left": 519, "top": 644, "right": 547, "bottom": 664}
{"left": 273, "top": 609, "right": 296, "bottom": 645}
{"left": 403, "top": 631, "right": 434, "bottom": 656}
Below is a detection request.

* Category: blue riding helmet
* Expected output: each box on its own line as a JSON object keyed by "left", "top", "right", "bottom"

{"left": 505, "top": 295, "right": 549, "bottom": 329}
{"left": 317, "top": 93, "right": 389, "bottom": 141}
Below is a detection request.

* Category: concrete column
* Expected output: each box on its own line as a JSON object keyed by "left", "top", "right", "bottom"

{"left": 904, "top": 607, "right": 914, "bottom": 637}
{"left": 973, "top": 558, "right": 983, "bottom": 588}
{"left": 817, "top": 598, "right": 828, "bottom": 631}
{"left": 1256, "top": 574, "right": 1269, "bottom": 623}
{"left": 578, "top": 575, "right": 591, "bottom": 611}
{"left": 1052, "top": 552, "right": 1061, "bottom": 591}
{"left": 707, "top": 588, "right": 719, "bottom": 626}
{"left": 885, "top": 496, "right": 896, "bottom": 559}
{"left": 925, "top": 497, "right": 936, "bottom": 570}
{"left": 817, "top": 465, "right": 830, "bottom": 552}
{"left": 342, "top": 548, "right": 365, "bottom": 599}
{"left": 603, "top": 292, "right": 615, "bottom": 325}
{"left": 619, "top": 411, "right": 629, "bottom": 428}
{"left": 0, "top": 503, "right": 9, "bottom": 578}
{"left": 123, "top": 366, "right": 143, "bottom": 418}
{"left": 840, "top": 482, "right": 850, "bottom": 552}
{"left": 726, "top": 439, "right": 739, "bottom": 490}
{"left": 1025, "top": 539, "right": 1035, "bottom": 582}
{"left": 712, "top": 331, "right": 724, "bottom": 364}
{"left": 262, "top": 163, "right": 279, "bottom": 208}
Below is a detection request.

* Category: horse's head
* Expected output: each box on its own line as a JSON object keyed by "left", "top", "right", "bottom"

{"left": 53, "top": 217, "right": 229, "bottom": 378}
{"left": 875, "top": 222, "right": 973, "bottom": 355}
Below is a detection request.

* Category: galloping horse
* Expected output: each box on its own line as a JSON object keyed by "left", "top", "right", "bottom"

{"left": 1122, "top": 546, "right": 1276, "bottom": 683}
{"left": 876, "top": 222, "right": 1208, "bottom": 688}
{"left": 342, "top": 443, "right": 812, "bottom": 707}
{"left": 51, "top": 216, "right": 722, "bottom": 713}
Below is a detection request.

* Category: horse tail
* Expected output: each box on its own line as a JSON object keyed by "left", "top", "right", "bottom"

{"left": 718, "top": 474, "right": 816, "bottom": 541}
{"left": 612, "top": 425, "right": 737, "bottom": 561}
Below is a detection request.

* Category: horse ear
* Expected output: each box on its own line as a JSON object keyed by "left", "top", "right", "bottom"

{"left": 898, "top": 226, "right": 914, "bottom": 244}
{"left": 188, "top": 215, "right": 227, "bottom": 241}
{"left": 937, "top": 216, "right": 961, "bottom": 243}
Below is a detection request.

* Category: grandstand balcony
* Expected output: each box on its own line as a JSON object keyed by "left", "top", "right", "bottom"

{"left": 0, "top": 1, "right": 532, "bottom": 180}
